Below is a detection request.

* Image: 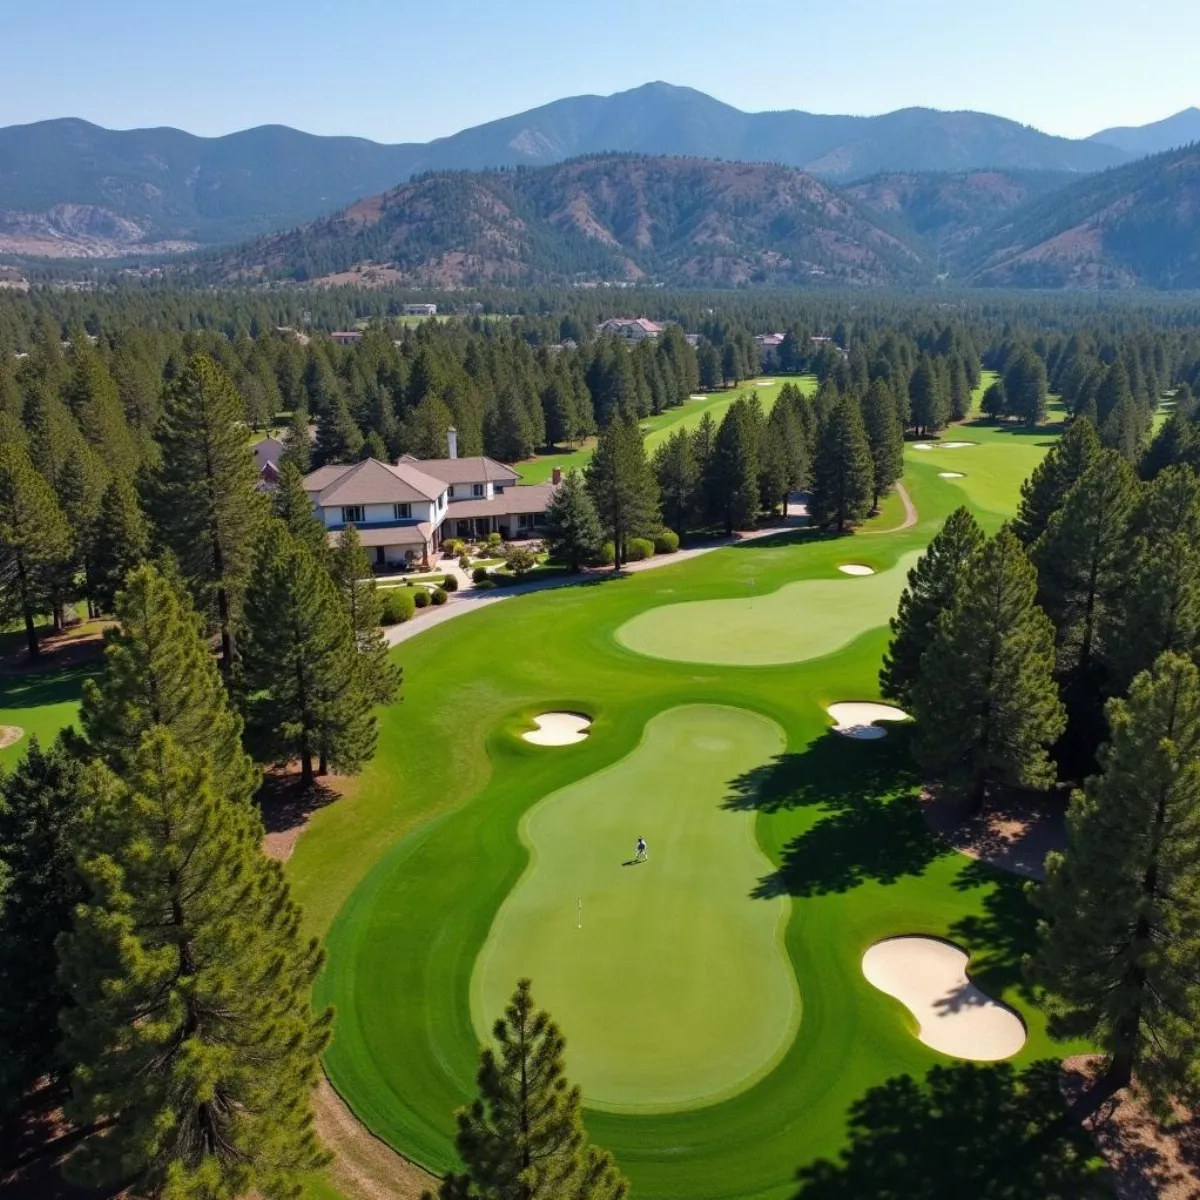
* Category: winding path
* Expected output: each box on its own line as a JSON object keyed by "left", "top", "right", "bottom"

{"left": 864, "top": 482, "right": 917, "bottom": 536}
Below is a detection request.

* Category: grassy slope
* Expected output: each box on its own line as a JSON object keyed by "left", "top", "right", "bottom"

{"left": 295, "top": 383, "right": 1099, "bottom": 1199}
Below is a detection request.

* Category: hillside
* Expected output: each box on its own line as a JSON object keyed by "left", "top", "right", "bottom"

{"left": 1089, "top": 108, "right": 1200, "bottom": 157}
{"left": 846, "top": 169, "right": 1073, "bottom": 257}
{"left": 964, "top": 144, "right": 1200, "bottom": 288}
{"left": 0, "top": 84, "right": 1140, "bottom": 256}
{"left": 221, "top": 155, "right": 930, "bottom": 288}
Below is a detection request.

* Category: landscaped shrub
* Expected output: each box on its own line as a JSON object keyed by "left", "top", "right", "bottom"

{"left": 472, "top": 566, "right": 490, "bottom": 584}
{"left": 626, "top": 537, "right": 655, "bottom": 562}
{"left": 487, "top": 531, "right": 503, "bottom": 548}
{"left": 380, "top": 589, "right": 415, "bottom": 625}
{"left": 431, "top": 588, "right": 448, "bottom": 605}
{"left": 474, "top": 578, "right": 496, "bottom": 591}
{"left": 413, "top": 589, "right": 430, "bottom": 609}
{"left": 442, "top": 574, "right": 459, "bottom": 592}
{"left": 458, "top": 554, "right": 471, "bottom": 571}
{"left": 443, "top": 538, "right": 463, "bottom": 557}
{"left": 502, "top": 545, "right": 539, "bottom": 579}
{"left": 654, "top": 530, "right": 680, "bottom": 554}
{"left": 597, "top": 541, "right": 615, "bottom": 566}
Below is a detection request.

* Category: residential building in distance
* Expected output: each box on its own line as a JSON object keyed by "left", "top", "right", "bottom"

{"left": 402, "top": 303, "right": 438, "bottom": 316}
{"left": 252, "top": 435, "right": 286, "bottom": 489}
{"left": 596, "top": 317, "right": 664, "bottom": 342}
{"left": 330, "top": 330, "right": 364, "bottom": 345}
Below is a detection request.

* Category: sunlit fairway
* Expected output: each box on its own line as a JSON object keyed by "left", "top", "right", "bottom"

{"left": 614, "top": 550, "right": 923, "bottom": 666}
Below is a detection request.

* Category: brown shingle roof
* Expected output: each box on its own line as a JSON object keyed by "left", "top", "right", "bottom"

{"left": 304, "top": 458, "right": 446, "bottom": 506}
{"left": 327, "top": 522, "right": 433, "bottom": 549}
{"left": 416, "top": 456, "right": 521, "bottom": 485}
{"left": 442, "top": 483, "right": 558, "bottom": 519}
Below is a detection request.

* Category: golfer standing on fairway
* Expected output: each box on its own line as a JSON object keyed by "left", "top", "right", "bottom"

{"left": 635, "top": 836, "right": 648, "bottom": 863}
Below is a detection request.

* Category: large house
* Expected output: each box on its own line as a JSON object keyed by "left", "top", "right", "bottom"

{"left": 597, "top": 317, "right": 664, "bottom": 342}
{"left": 302, "top": 429, "right": 559, "bottom": 569}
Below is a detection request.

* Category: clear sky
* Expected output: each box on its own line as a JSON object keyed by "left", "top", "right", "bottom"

{"left": 2, "top": 0, "right": 1196, "bottom": 142}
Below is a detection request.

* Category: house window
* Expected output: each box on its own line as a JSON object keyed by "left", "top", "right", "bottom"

{"left": 394, "top": 503, "right": 411, "bottom": 519}
{"left": 494, "top": 484, "right": 505, "bottom": 494}
{"left": 472, "top": 483, "right": 485, "bottom": 497}
{"left": 447, "top": 485, "right": 455, "bottom": 498}
{"left": 518, "top": 514, "right": 532, "bottom": 530}
{"left": 342, "top": 505, "right": 365, "bottom": 524}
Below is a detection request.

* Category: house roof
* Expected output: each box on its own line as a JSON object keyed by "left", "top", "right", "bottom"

{"left": 443, "top": 483, "right": 558, "bottom": 519}
{"left": 304, "top": 458, "right": 446, "bottom": 506}
{"left": 417, "top": 456, "right": 522, "bottom": 485}
{"left": 253, "top": 436, "right": 286, "bottom": 472}
{"left": 327, "top": 521, "right": 433, "bottom": 549}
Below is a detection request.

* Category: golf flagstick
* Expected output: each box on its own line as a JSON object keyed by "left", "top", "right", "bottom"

{"left": 577, "top": 898, "right": 582, "bottom": 929}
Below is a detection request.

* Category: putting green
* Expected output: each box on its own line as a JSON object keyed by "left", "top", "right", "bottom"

{"left": 471, "top": 705, "right": 797, "bottom": 1113}
{"left": 615, "top": 551, "right": 923, "bottom": 666}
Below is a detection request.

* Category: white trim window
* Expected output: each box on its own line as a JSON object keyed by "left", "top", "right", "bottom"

{"left": 472, "top": 483, "right": 485, "bottom": 497}
{"left": 394, "top": 502, "right": 411, "bottom": 519}
{"left": 342, "top": 505, "right": 365, "bottom": 524}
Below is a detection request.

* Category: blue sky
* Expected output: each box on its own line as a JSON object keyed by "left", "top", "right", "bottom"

{"left": 2, "top": 0, "right": 1196, "bottom": 141}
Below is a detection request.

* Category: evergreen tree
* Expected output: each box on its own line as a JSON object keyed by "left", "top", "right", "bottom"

{"left": 1140, "top": 409, "right": 1195, "bottom": 480}
{"left": 1095, "top": 360, "right": 1134, "bottom": 428}
{"left": 0, "top": 441, "right": 72, "bottom": 659}
{"left": 89, "top": 474, "right": 151, "bottom": 613}
{"left": 274, "top": 460, "right": 329, "bottom": 562}
{"left": 1003, "top": 350, "right": 1049, "bottom": 425}
{"left": 808, "top": 394, "right": 875, "bottom": 532}
{"left": 585, "top": 415, "right": 660, "bottom": 569}
{"left": 58, "top": 442, "right": 109, "bottom": 617}
{"left": 652, "top": 428, "right": 700, "bottom": 538}
{"left": 0, "top": 736, "right": 87, "bottom": 1108}
{"left": 150, "top": 354, "right": 263, "bottom": 671}
{"left": 761, "top": 396, "right": 809, "bottom": 515}
{"left": 1031, "top": 653, "right": 1200, "bottom": 1118}
{"left": 315, "top": 392, "right": 364, "bottom": 465}
{"left": 427, "top": 979, "right": 628, "bottom": 1200}
{"left": 81, "top": 563, "right": 260, "bottom": 806}
{"left": 909, "top": 356, "right": 948, "bottom": 434}
{"left": 330, "top": 524, "right": 402, "bottom": 705}
{"left": 949, "top": 356, "right": 972, "bottom": 421}
{"left": 1012, "top": 417, "right": 1100, "bottom": 546}
{"left": 1100, "top": 391, "right": 1146, "bottom": 462}
{"left": 861, "top": 378, "right": 904, "bottom": 510}
{"left": 708, "top": 399, "right": 761, "bottom": 534}
{"left": 58, "top": 730, "right": 332, "bottom": 1197}
{"left": 543, "top": 469, "right": 604, "bottom": 572}
{"left": 405, "top": 392, "right": 456, "bottom": 460}
{"left": 696, "top": 340, "right": 722, "bottom": 392}
{"left": 913, "top": 528, "right": 1065, "bottom": 811}
{"left": 880, "top": 507, "right": 984, "bottom": 707}
{"left": 243, "top": 524, "right": 376, "bottom": 785}
{"left": 1031, "top": 451, "right": 1137, "bottom": 678}
{"left": 981, "top": 378, "right": 1008, "bottom": 420}
{"left": 279, "top": 404, "right": 313, "bottom": 475}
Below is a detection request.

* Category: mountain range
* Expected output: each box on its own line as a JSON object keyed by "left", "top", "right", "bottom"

{"left": 217, "top": 144, "right": 1200, "bottom": 291}
{"left": 1, "top": 82, "right": 1197, "bottom": 257}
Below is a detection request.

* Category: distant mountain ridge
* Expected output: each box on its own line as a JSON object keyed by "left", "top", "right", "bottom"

{"left": 1, "top": 82, "right": 1188, "bottom": 257}
{"left": 1088, "top": 108, "right": 1200, "bottom": 157}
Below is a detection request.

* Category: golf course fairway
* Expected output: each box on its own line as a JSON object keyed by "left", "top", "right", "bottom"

{"left": 615, "top": 550, "right": 923, "bottom": 666}
{"left": 472, "top": 705, "right": 797, "bottom": 1113}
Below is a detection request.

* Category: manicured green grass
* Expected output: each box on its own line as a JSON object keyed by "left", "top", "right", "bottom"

{"left": 295, "top": 401, "right": 1097, "bottom": 1199}
{"left": 0, "top": 662, "right": 90, "bottom": 769}
{"left": 473, "top": 704, "right": 797, "bottom": 1114}
{"left": 614, "top": 550, "right": 923, "bottom": 666}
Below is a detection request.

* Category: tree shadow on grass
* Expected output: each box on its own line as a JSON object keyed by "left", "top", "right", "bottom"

{"left": 726, "top": 732, "right": 952, "bottom": 898}
{"left": 948, "top": 859, "right": 1042, "bottom": 1005}
{"left": 792, "top": 1060, "right": 1111, "bottom": 1200}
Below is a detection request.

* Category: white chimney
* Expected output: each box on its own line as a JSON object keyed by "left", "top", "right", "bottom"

{"left": 447, "top": 426, "right": 458, "bottom": 459}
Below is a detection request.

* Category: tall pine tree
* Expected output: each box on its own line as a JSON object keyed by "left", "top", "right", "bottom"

{"left": 1012, "top": 417, "right": 1101, "bottom": 547}
{"left": 861, "top": 378, "right": 904, "bottom": 511}
{"left": 330, "top": 524, "right": 402, "bottom": 706}
{"left": 89, "top": 474, "right": 150, "bottom": 614}
{"left": 585, "top": 414, "right": 660, "bottom": 569}
{"left": 544, "top": 469, "right": 604, "bottom": 572}
{"left": 808, "top": 394, "right": 875, "bottom": 532}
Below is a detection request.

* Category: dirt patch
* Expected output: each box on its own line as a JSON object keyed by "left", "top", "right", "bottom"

{"left": 0, "top": 726, "right": 24, "bottom": 750}
{"left": 1062, "top": 1057, "right": 1200, "bottom": 1199}
{"left": 921, "top": 786, "right": 1067, "bottom": 881}
{"left": 313, "top": 1077, "right": 435, "bottom": 1200}
{"left": 258, "top": 768, "right": 347, "bottom": 862}
{"left": 1, "top": 624, "right": 110, "bottom": 673}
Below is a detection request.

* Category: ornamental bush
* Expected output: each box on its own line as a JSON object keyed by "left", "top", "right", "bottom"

{"left": 442, "top": 574, "right": 459, "bottom": 593}
{"left": 431, "top": 588, "right": 448, "bottom": 606}
{"left": 487, "top": 531, "right": 503, "bottom": 548}
{"left": 626, "top": 537, "right": 655, "bottom": 562}
{"left": 472, "top": 566, "right": 490, "bottom": 584}
{"left": 380, "top": 589, "right": 415, "bottom": 625}
{"left": 654, "top": 530, "right": 680, "bottom": 554}
{"left": 413, "top": 588, "right": 430, "bottom": 609}
{"left": 598, "top": 541, "right": 616, "bottom": 566}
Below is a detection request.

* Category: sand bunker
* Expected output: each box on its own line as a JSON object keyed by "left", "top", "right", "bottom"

{"left": 0, "top": 725, "right": 24, "bottom": 751}
{"left": 913, "top": 442, "right": 934, "bottom": 450}
{"left": 522, "top": 712, "right": 592, "bottom": 746}
{"left": 755, "top": 380, "right": 777, "bottom": 387}
{"left": 938, "top": 471, "right": 965, "bottom": 478}
{"left": 826, "top": 702, "right": 909, "bottom": 740}
{"left": 838, "top": 564, "right": 876, "bottom": 576}
{"left": 862, "top": 936, "right": 1026, "bottom": 1061}
{"left": 688, "top": 393, "right": 707, "bottom": 400}
{"left": 938, "top": 441, "right": 976, "bottom": 449}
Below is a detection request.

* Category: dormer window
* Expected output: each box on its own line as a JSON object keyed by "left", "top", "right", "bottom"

{"left": 472, "top": 483, "right": 485, "bottom": 497}
{"left": 394, "top": 503, "right": 411, "bottom": 519}
{"left": 342, "top": 505, "right": 365, "bottom": 525}
{"left": 447, "top": 485, "right": 455, "bottom": 498}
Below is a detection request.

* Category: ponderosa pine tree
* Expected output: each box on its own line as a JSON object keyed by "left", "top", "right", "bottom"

{"left": 981, "top": 378, "right": 1008, "bottom": 420}
{"left": 949, "top": 357, "right": 972, "bottom": 422}
{"left": 0, "top": 736, "right": 87, "bottom": 1109}
{"left": 544, "top": 469, "right": 604, "bottom": 571}
{"left": 280, "top": 403, "right": 313, "bottom": 475}
{"left": 1101, "top": 391, "right": 1146, "bottom": 462}
{"left": 1031, "top": 451, "right": 1137, "bottom": 679}
{"left": 808, "top": 394, "right": 875, "bottom": 532}
{"left": 58, "top": 729, "right": 332, "bottom": 1197}
{"left": 1003, "top": 350, "right": 1049, "bottom": 425}
{"left": 653, "top": 427, "right": 700, "bottom": 538}
{"left": 0, "top": 441, "right": 72, "bottom": 658}
{"left": 89, "top": 474, "right": 150, "bottom": 614}
{"left": 760, "top": 395, "right": 809, "bottom": 515}
{"left": 913, "top": 528, "right": 1065, "bottom": 811}
{"left": 243, "top": 523, "right": 376, "bottom": 784}
{"left": 150, "top": 353, "right": 263, "bottom": 671}
{"left": 274, "top": 460, "right": 329, "bottom": 562}
{"left": 1031, "top": 653, "right": 1200, "bottom": 1118}
{"left": 427, "top": 979, "right": 628, "bottom": 1200}
{"left": 315, "top": 392, "right": 364, "bottom": 465}
{"left": 861, "top": 378, "right": 904, "bottom": 511}
{"left": 1140, "top": 409, "right": 1196, "bottom": 480}
{"left": 909, "top": 356, "right": 948, "bottom": 435}
{"left": 81, "top": 563, "right": 260, "bottom": 805}
{"left": 585, "top": 414, "right": 659, "bottom": 569}
{"left": 1012, "top": 417, "right": 1100, "bottom": 546}
{"left": 709, "top": 398, "right": 761, "bottom": 534}
{"left": 880, "top": 507, "right": 984, "bottom": 707}
{"left": 57, "top": 442, "right": 109, "bottom": 617}
{"left": 330, "top": 524, "right": 402, "bottom": 705}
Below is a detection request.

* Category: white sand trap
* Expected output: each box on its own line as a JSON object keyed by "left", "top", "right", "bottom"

{"left": 522, "top": 712, "right": 592, "bottom": 746}
{"left": 862, "top": 936, "right": 1026, "bottom": 1061}
{"left": 938, "top": 441, "right": 976, "bottom": 449}
{"left": 938, "top": 471, "right": 965, "bottom": 478}
{"left": 688, "top": 393, "right": 707, "bottom": 400}
{"left": 838, "top": 564, "right": 876, "bottom": 576}
{"left": 755, "top": 379, "right": 777, "bottom": 387}
{"left": 826, "top": 702, "right": 909, "bottom": 740}
{"left": 0, "top": 725, "right": 24, "bottom": 750}
{"left": 912, "top": 442, "right": 934, "bottom": 450}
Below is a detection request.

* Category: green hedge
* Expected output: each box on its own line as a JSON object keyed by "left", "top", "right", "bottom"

{"left": 380, "top": 590, "right": 416, "bottom": 625}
